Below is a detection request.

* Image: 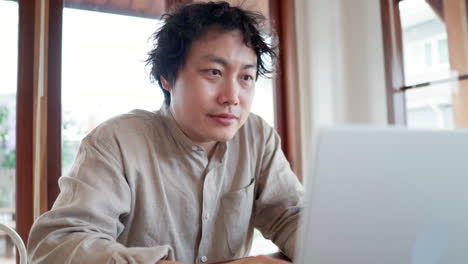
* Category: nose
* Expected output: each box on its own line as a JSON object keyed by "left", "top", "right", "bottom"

{"left": 218, "top": 78, "right": 240, "bottom": 106}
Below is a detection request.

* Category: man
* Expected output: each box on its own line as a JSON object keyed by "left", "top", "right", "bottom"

{"left": 27, "top": 2, "right": 303, "bottom": 264}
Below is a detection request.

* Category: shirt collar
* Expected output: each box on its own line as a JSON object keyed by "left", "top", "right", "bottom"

{"left": 159, "top": 104, "right": 228, "bottom": 161}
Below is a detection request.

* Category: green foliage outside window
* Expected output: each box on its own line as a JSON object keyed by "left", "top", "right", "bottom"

{"left": 0, "top": 105, "right": 15, "bottom": 208}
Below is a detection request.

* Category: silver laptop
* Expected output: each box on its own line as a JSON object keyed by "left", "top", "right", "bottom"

{"left": 295, "top": 126, "right": 468, "bottom": 264}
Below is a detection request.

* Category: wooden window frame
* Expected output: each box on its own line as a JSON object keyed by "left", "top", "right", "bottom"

{"left": 380, "top": 0, "right": 407, "bottom": 125}
{"left": 16, "top": 0, "right": 63, "bottom": 246}
{"left": 16, "top": 0, "right": 36, "bottom": 245}
{"left": 269, "top": 0, "right": 302, "bottom": 179}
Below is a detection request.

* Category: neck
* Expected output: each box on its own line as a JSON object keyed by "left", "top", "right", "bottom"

{"left": 168, "top": 105, "right": 218, "bottom": 158}
{"left": 201, "top": 141, "right": 218, "bottom": 159}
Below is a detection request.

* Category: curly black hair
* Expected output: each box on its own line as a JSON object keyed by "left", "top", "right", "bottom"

{"left": 146, "top": 1, "right": 277, "bottom": 105}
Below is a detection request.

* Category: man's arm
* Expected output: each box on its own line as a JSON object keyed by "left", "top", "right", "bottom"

{"left": 28, "top": 136, "right": 174, "bottom": 264}
{"left": 252, "top": 126, "right": 304, "bottom": 260}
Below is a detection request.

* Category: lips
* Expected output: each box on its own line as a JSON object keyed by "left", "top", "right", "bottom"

{"left": 210, "top": 113, "right": 237, "bottom": 119}
{"left": 208, "top": 113, "right": 238, "bottom": 126}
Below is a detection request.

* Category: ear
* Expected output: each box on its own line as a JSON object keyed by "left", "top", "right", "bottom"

{"left": 161, "top": 76, "right": 172, "bottom": 92}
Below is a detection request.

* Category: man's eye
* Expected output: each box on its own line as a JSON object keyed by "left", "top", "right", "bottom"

{"left": 241, "top": 75, "right": 254, "bottom": 81}
{"left": 208, "top": 69, "right": 221, "bottom": 76}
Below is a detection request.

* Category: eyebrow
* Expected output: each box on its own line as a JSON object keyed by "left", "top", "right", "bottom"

{"left": 201, "top": 54, "right": 257, "bottom": 70}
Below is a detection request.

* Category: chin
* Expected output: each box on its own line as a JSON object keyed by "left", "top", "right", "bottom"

{"left": 212, "top": 135, "right": 234, "bottom": 142}
{"left": 210, "top": 130, "right": 237, "bottom": 142}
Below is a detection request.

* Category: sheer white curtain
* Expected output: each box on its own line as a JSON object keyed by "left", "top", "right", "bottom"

{"left": 294, "top": 0, "right": 389, "bottom": 179}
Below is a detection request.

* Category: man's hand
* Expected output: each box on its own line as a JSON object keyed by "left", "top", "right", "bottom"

{"left": 216, "top": 255, "right": 291, "bottom": 264}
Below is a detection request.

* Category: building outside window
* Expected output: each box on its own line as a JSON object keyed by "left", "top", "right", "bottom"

{"left": 399, "top": 0, "right": 455, "bottom": 129}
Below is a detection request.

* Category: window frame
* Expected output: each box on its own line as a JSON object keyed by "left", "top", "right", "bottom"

{"left": 16, "top": 0, "right": 38, "bottom": 245}
{"left": 380, "top": 0, "right": 407, "bottom": 125}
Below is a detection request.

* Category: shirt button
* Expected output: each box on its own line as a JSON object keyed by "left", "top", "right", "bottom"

{"left": 204, "top": 213, "right": 210, "bottom": 221}
{"left": 200, "top": 256, "right": 208, "bottom": 263}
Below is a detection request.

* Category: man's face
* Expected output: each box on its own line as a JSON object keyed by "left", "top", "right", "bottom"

{"left": 162, "top": 29, "right": 257, "bottom": 146}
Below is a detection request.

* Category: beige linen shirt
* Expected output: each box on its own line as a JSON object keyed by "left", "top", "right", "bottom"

{"left": 27, "top": 105, "right": 304, "bottom": 264}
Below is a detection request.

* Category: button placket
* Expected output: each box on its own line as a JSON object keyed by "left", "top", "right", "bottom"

{"left": 201, "top": 171, "right": 214, "bottom": 224}
{"left": 197, "top": 170, "right": 215, "bottom": 258}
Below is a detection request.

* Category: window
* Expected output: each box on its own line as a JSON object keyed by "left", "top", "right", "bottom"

{"left": 0, "top": 0, "right": 18, "bottom": 263}
{"left": 61, "top": 8, "right": 164, "bottom": 173}
{"left": 382, "top": 0, "right": 468, "bottom": 129}
{"left": 399, "top": 0, "right": 452, "bottom": 129}
{"left": 438, "top": 38, "right": 448, "bottom": 64}
{"left": 424, "top": 42, "right": 432, "bottom": 67}
{"left": 252, "top": 76, "right": 275, "bottom": 128}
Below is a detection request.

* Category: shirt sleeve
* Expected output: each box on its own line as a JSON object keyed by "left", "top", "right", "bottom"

{"left": 27, "top": 135, "right": 175, "bottom": 264}
{"left": 253, "top": 126, "right": 304, "bottom": 260}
